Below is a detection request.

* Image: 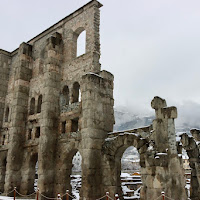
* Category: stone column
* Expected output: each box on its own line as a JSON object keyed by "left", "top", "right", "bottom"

{"left": 37, "top": 33, "right": 62, "bottom": 198}
{"left": 20, "top": 151, "right": 38, "bottom": 194}
{"left": 181, "top": 130, "right": 200, "bottom": 200}
{"left": 80, "top": 71, "right": 114, "bottom": 200}
{"left": 147, "top": 96, "right": 187, "bottom": 200}
{"left": 0, "top": 50, "right": 11, "bottom": 128}
{"left": 4, "top": 43, "right": 32, "bottom": 193}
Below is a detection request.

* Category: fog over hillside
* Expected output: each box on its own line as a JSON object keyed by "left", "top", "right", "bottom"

{"left": 114, "top": 101, "right": 200, "bottom": 133}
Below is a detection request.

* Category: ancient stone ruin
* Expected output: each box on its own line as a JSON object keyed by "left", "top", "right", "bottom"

{"left": 0, "top": 1, "right": 199, "bottom": 200}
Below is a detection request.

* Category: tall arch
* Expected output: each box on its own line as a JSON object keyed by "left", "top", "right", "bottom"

{"left": 77, "top": 30, "right": 86, "bottom": 57}
{"left": 55, "top": 148, "right": 82, "bottom": 198}
{"left": 72, "top": 82, "right": 80, "bottom": 103}
{"left": 102, "top": 133, "right": 148, "bottom": 198}
{"left": 29, "top": 98, "right": 35, "bottom": 115}
{"left": 37, "top": 95, "right": 42, "bottom": 113}
{"left": 5, "top": 107, "right": 9, "bottom": 122}
{"left": 20, "top": 153, "right": 38, "bottom": 194}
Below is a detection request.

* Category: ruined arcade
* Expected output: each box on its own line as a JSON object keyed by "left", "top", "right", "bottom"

{"left": 0, "top": 1, "right": 200, "bottom": 200}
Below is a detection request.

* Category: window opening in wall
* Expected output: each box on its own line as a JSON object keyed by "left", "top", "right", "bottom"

{"left": 37, "top": 95, "right": 42, "bottom": 113}
{"left": 28, "top": 129, "right": 32, "bottom": 140}
{"left": 72, "top": 82, "right": 80, "bottom": 103}
{"left": 2, "top": 135, "right": 6, "bottom": 145}
{"left": 71, "top": 151, "right": 82, "bottom": 199}
{"left": 5, "top": 107, "right": 9, "bottom": 122}
{"left": 61, "top": 86, "right": 69, "bottom": 106}
{"left": 71, "top": 118, "right": 79, "bottom": 132}
{"left": 62, "top": 121, "right": 66, "bottom": 133}
{"left": 78, "top": 89, "right": 81, "bottom": 102}
{"left": 30, "top": 98, "right": 35, "bottom": 115}
{"left": 35, "top": 127, "right": 40, "bottom": 138}
{"left": 77, "top": 30, "right": 86, "bottom": 57}
{"left": 120, "top": 146, "right": 142, "bottom": 199}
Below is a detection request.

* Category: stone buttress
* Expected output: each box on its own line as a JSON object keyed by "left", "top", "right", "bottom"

{"left": 0, "top": 50, "right": 11, "bottom": 192}
{"left": 4, "top": 43, "right": 32, "bottom": 193}
{"left": 80, "top": 71, "right": 114, "bottom": 200}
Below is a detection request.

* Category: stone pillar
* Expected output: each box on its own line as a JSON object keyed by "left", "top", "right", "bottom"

{"left": 147, "top": 96, "right": 187, "bottom": 200}
{"left": 80, "top": 71, "right": 114, "bottom": 200}
{"left": 181, "top": 131, "right": 200, "bottom": 200}
{"left": 4, "top": 43, "right": 32, "bottom": 193}
{"left": 20, "top": 152, "right": 38, "bottom": 194}
{"left": 37, "top": 33, "right": 62, "bottom": 198}
{"left": 0, "top": 50, "right": 11, "bottom": 128}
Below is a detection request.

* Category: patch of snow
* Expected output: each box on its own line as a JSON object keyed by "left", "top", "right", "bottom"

{"left": 87, "top": 72, "right": 103, "bottom": 78}
{"left": 156, "top": 153, "right": 167, "bottom": 156}
{"left": 105, "top": 136, "right": 117, "bottom": 141}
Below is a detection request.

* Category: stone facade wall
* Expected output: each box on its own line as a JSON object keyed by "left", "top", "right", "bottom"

{"left": 0, "top": 1, "right": 199, "bottom": 200}
{"left": 0, "top": 1, "right": 112, "bottom": 199}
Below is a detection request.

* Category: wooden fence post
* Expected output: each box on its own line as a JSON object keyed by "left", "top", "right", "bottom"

{"left": 14, "top": 187, "right": 16, "bottom": 200}
{"left": 115, "top": 193, "right": 119, "bottom": 200}
{"left": 37, "top": 188, "right": 39, "bottom": 200}
{"left": 66, "top": 190, "right": 69, "bottom": 200}
{"left": 106, "top": 192, "right": 109, "bottom": 200}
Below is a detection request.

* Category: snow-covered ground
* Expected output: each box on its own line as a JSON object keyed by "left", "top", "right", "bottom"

{"left": 71, "top": 174, "right": 81, "bottom": 200}
{"left": 121, "top": 172, "right": 142, "bottom": 200}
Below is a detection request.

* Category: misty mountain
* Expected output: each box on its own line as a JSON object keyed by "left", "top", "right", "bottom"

{"left": 114, "top": 107, "right": 200, "bottom": 134}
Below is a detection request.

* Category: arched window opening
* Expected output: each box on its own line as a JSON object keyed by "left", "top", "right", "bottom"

{"left": 71, "top": 118, "right": 79, "bottom": 132}
{"left": 30, "top": 98, "right": 35, "bottom": 115}
{"left": 120, "top": 146, "right": 142, "bottom": 199}
{"left": 5, "top": 107, "right": 9, "bottom": 122}
{"left": 37, "top": 95, "right": 42, "bottom": 113}
{"left": 72, "top": 82, "right": 80, "bottom": 103}
{"left": 77, "top": 30, "right": 86, "bottom": 57}
{"left": 35, "top": 127, "right": 40, "bottom": 138}
{"left": 61, "top": 86, "right": 69, "bottom": 106}
{"left": 2, "top": 135, "right": 6, "bottom": 145}
{"left": 71, "top": 151, "right": 82, "bottom": 199}
{"left": 62, "top": 121, "right": 66, "bottom": 133}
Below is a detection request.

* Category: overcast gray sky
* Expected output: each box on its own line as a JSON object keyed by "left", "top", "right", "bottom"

{"left": 1, "top": 0, "right": 200, "bottom": 122}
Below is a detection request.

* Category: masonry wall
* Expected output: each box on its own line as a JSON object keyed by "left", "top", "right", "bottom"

{"left": 0, "top": 0, "right": 108, "bottom": 198}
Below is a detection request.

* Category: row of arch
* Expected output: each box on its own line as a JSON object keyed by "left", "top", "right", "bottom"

{"left": 29, "top": 95, "right": 42, "bottom": 115}
{"left": 61, "top": 82, "right": 81, "bottom": 106}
